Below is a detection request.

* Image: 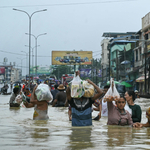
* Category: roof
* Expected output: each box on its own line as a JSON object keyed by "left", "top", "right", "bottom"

{"left": 136, "top": 76, "right": 148, "bottom": 82}
{"left": 102, "top": 32, "right": 137, "bottom": 38}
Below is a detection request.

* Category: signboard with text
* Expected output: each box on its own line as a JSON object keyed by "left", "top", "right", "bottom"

{"left": 0, "top": 67, "right": 5, "bottom": 75}
{"left": 80, "top": 68, "right": 101, "bottom": 77}
{"left": 52, "top": 51, "right": 92, "bottom": 65}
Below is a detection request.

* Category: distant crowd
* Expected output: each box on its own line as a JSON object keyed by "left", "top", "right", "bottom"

{"left": 8, "top": 71, "right": 150, "bottom": 128}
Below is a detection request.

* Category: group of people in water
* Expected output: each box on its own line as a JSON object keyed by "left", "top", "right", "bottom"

{"left": 9, "top": 71, "right": 150, "bottom": 128}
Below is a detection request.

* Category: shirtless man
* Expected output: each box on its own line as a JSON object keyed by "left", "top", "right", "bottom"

{"left": 23, "top": 85, "right": 50, "bottom": 120}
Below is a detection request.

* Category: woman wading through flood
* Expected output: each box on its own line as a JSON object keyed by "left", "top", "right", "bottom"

{"left": 107, "top": 95, "right": 133, "bottom": 126}
{"left": 124, "top": 90, "right": 142, "bottom": 123}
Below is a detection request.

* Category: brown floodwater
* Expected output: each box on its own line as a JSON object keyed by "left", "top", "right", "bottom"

{"left": 0, "top": 94, "right": 150, "bottom": 150}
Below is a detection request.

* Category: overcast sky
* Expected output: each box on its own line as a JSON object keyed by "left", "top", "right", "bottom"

{"left": 0, "top": 0, "right": 150, "bottom": 75}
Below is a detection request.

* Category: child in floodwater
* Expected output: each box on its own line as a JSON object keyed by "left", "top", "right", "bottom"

{"left": 133, "top": 107, "right": 150, "bottom": 128}
{"left": 23, "top": 85, "right": 52, "bottom": 120}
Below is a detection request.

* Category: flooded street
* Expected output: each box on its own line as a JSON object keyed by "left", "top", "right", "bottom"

{"left": 0, "top": 94, "right": 150, "bottom": 150}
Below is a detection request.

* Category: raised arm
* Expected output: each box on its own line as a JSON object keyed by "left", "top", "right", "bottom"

{"left": 86, "top": 79, "right": 103, "bottom": 101}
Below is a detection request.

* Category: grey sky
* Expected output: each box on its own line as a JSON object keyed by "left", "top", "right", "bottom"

{"left": 0, "top": 0, "right": 150, "bottom": 75}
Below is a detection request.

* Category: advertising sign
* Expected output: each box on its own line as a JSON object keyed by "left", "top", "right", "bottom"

{"left": 0, "top": 67, "right": 5, "bottom": 75}
{"left": 80, "top": 68, "right": 102, "bottom": 77}
{"left": 52, "top": 51, "right": 92, "bottom": 65}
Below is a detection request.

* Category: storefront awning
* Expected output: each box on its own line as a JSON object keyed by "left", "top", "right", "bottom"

{"left": 136, "top": 76, "right": 148, "bottom": 82}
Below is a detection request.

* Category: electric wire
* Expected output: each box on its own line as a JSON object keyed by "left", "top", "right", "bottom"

{"left": 0, "top": 0, "right": 138, "bottom": 8}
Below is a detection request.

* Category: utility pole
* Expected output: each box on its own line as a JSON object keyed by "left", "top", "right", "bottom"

{"left": 116, "top": 50, "right": 119, "bottom": 81}
{"left": 96, "top": 59, "right": 97, "bottom": 85}
{"left": 144, "top": 42, "right": 147, "bottom": 94}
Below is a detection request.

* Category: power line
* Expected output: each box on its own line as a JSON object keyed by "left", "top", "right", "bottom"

{"left": 0, "top": 49, "right": 101, "bottom": 57}
{"left": 0, "top": 0, "right": 138, "bottom": 8}
{"left": 0, "top": 50, "right": 50, "bottom": 57}
{"left": 93, "top": 52, "right": 101, "bottom": 58}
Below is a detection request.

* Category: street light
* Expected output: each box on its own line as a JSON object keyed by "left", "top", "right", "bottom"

{"left": 25, "top": 45, "right": 40, "bottom": 77}
{"left": 16, "top": 57, "right": 26, "bottom": 78}
{"left": 13, "top": 8, "right": 47, "bottom": 88}
{"left": 25, "top": 33, "right": 47, "bottom": 77}
{"left": 21, "top": 51, "right": 28, "bottom": 76}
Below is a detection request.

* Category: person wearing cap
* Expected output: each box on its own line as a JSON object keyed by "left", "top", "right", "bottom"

{"left": 133, "top": 107, "right": 150, "bottom": 128}
{"left": 52, "top": 84, "right": 66, "bottom": 107}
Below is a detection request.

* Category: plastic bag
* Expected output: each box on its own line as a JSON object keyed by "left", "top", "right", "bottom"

{"left": 14, "top": 94, "right": 22, "bottom": 104}
{"left": 35, "top": 84, "right": 53, "bottom": 101}
{"left": 124, "top": 102, "right": 132, "bottom": 115}
{"left": 103, "top": 78, "right": 132, "bottom": 115}
{"left": 70, "top": 75, "right": 84, "bottom": 98}
{"left": 83, "top": 80, "right": 95, "bottom": 98}
{"left": 103, "top": 78, "right": 120, "bottom": 102}
{"left": 21, "top": 93, "right": 27, "bottom": 103}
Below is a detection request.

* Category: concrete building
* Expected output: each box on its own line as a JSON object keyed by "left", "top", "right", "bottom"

{"left": 135, "top": 12, "right": 150, "bottom": 94}
{"left": 101, "top": 32, "right": 137, "bottom": 87}
{"left": 100, "top": 39, "right": 110, "bottom": 85}
{"left": 11, "top": 68, "right": 22, "bottom": 82}
{"left": 0, "top": 65, "right": 22, "bottom": 83}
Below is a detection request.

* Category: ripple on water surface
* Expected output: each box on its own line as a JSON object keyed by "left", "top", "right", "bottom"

{"left": 0, "top": 95, "right": 150, "bottom": 149}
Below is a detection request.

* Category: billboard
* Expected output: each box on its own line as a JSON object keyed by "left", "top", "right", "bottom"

{"left": 0, "top": 67, "right": 5, "bottom": 75}
{"left": 80, "top": 68, "right": 102, "bottom": 77}
{"left": 52, "top": 51, "right": 92, "bottom": 65}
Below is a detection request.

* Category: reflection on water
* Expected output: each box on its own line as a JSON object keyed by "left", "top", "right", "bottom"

{"left": 9, "top": 107, "right": 20, "bottom": 113}
{"left": 106, "top": 126, "right": 132, "bottom": 147}
{"left": 0, "top": 95, "right": 150, "bottom": 149}
{"left": 31, "top": 120, "right": 50, "bottom": 142}
{"left": 68, "top": 127, "right": 93, "bottom": 150}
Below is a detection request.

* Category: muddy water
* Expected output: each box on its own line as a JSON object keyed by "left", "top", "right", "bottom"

{"left": 0, "top": 95, "right": 150, "bottom": 150}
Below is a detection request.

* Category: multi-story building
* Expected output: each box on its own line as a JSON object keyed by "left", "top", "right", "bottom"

{"left": 0, "top": 65, "right": 22, "bottom": 83}
{"left": 0, "top": 65, "right": 13, "bottom": 82}
{"left": 135, "top": 12, "right": 150, "bottom": 94}
{"left": 100, "top": 39, "right": 110, "bottom": 85}
{"left": 101, "top": 32, "right": 137, "bottom": 86}
{"left": 11, "top": 68, "right": 22, "bottom": 82}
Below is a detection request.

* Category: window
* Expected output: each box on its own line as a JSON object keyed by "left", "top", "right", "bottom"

{"left": 136, "top": 50, "right": 138, "bottom": 62}
{"left": 139, "top": 48, "right": 142, "bottom": 60}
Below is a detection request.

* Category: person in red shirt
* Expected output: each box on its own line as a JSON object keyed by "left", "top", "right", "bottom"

{"left": 24, "top": 88, "right": 31, "bottom": 102}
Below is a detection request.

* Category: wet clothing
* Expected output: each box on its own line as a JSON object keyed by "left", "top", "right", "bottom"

{"left": 9, "top": 93, "right": 16, "bottom": 103}
{"left": 9, "top": 93, "right": 20, "bottom": 107}
{"left": 10, "top": 103, "right": 20, "bottom": 107}
{"left": 51, "top": 89, "right": 59, "bottom": 101}
{"left": 93, "top": 99, "right": 101, "bottom": 107}
{"left": 69, "top": 98, "right": 94, "bottom": 126}
{"left": 33, "top": 104, "right": 49, "bottom": 120}
{"left": 129, "top": 104, "right": 142, "bottom": 123}
{"left": 107, "top": 101, "right": 133, "bottom": 126}
{"left": 54, "top": 91, "right": 66, "bottom": 107}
